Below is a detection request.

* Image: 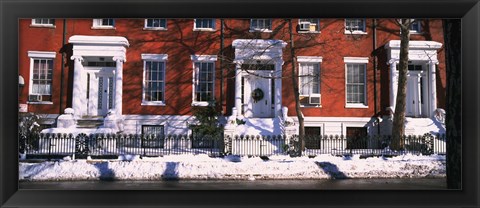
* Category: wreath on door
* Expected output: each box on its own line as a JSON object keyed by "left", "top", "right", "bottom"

{"left": 251, "top": 88, "right": 264, "bottom": 103}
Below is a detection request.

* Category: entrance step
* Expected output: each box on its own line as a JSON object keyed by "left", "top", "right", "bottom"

{"left": 234, "top": 118, "right": 283, "bottom": 135}
{"left": 76, "top": 117, "right": 104, "bottom": 129}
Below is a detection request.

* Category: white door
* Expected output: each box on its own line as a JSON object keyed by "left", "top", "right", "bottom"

{"left": 85, "top": 67, "right": 115, "bottom": 117}
{"left": 245, "top": 71, "right": 272, "bottom": 118}
{"left": 406, "top": 73, "right": 423, "bottom": 117}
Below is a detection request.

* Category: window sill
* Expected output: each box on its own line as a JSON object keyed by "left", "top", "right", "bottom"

{"left": 91, "top": 26, "right": 116, "bottom": 30}
{"left": 345, "top": 104, "right": 368, "bottom": 109}
{"left": 193, "top": 28, "right": 216, "bottom": 32}
{"left": 344, "top": 31, "right": 368, "bottom": 35}
{"left": 410, "top": 31, "right": 423, "bottom": 35}
{"left": 249, "top": 29, "right": 272, "bottom": 33}
{"left": 141, "top": 102, "right": 166, "bottom": 106}
{"left": 30, "top": 24, "right": 56, "bottom": 28}
{"left": 191, "top": 102, "right": 214, "bottom": 107}
{"left": 143, "top": 27, "right": 167, "bottom": 31}
{"left": 27, "top": 101, "right": 53, "bottom": 105}
{"left": 300, "top": 105, "right": 322, "bottom": 108}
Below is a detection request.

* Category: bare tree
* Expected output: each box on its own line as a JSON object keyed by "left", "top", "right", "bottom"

{"left": 443, "top": 19, "right": 461, "bottom": 189}
{"left": 390, "top": 19, "right": 413, "bottom": 150}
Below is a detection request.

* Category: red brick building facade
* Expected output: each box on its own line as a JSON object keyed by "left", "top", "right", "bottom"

{"left": 19, "top": 18, "right": 446, "bottom": 136}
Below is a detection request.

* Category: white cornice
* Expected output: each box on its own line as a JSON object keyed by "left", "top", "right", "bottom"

{"left": 69, "top": 35, "right": 129, "bottom": 47}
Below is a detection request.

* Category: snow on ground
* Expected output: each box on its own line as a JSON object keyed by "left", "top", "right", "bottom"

{"left": 19, "top": 154, "right": 446, "bottom": 181}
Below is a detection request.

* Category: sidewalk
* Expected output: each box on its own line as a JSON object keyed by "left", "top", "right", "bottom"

{"left": 19, "top": 154, "right": 446, "bottom": 181}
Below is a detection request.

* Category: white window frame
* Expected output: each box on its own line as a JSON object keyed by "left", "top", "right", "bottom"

{"left": 193, "top": 19, "right": 216, "bottom": 31}
{"left": 191, "top": 55, "right": 217, "bottom": 106}
{"left": 250, "top": 19, "right": 272, "bottom": 32}
{"left": 409, "top": 19, "right": 422, "bottom": 34}
{"left": 297, "top": 56, "right": 323, "bottom": 107}
{"left": 298, "top": 19, "right": 320, "bottom": 33}
{"left": 92, "top": 19, "right": 115, "bottom": 29}
{"left": 27, "top": 51, "right": 56, "bottom": 104}
{"left": 144, "top": 19, "right": 167, "bottom": 30}
{"left": 141, "top": 54, "right": 168, "bottom": 106}
{"left": 344, "top": 18, "right": 367, "bottom": 35}
{"left": 31, "top": 19, "right": 55, "bottom": 28}
{"left": 344, "top": 57, "right": 368, "bottom": 108}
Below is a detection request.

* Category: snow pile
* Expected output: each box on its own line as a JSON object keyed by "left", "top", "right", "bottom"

{"left": 19, "top": 154, "right": 445, "bottom": 181}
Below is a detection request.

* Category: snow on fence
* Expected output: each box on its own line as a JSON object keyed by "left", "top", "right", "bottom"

{"left": 19, "top": 133, "right": 446, "bottom": 159}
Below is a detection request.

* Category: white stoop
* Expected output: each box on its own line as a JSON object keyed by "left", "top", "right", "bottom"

{"left": 404, "top": 117, "right": 445, "bottom": 135}
{"left": 235, "top": 118, "right": 284, "bottom": 135}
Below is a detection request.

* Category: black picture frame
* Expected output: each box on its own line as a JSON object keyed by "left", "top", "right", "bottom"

{"left": 1, "top": 0, "right": 479, "bottom": 207}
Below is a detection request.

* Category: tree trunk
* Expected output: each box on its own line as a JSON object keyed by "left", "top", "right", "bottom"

{"left": 391, "top": 19, "right": 411, "bottom": 151}
{"left": 443, "top": 19, "right": 461, "bottom": 189}
{"left": 288, "top": 19, "right": 305, "bottom": 156}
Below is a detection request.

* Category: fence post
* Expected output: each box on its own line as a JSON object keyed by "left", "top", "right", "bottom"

{"left": 223, "top": 125, "right": 235, "bottom": 155}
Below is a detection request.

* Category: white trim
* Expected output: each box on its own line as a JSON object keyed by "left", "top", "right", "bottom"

{"left": 31, "top": 19, "right": 55, "bottom": 28}
{"left": 249, "top": 19, "right": 272, "bottom": 32}
{"left": 28, "top": 51, "right": 56, "bottom": 58}
{"left": 27, "top": 101, "right": 54, "bottom": 105}
{"left": 344, "top": 61, "right": 368, "bottom": 107}
{"left": 69, "top": 35, "right": 129, "bottom": 46}
{"left": 141, "top": 54, "right": 168, "bottom": 61}
{"left": 190, "top": 55, "right": 217, "bottom": 62}
{"left": 297, "top": 56, "right": 323, "bottom": 63}
{"left": 344, "top": 19, "right": 367, "bottom": 35}
{"left": 345, "top": 104, "right": 369, "bottom": 108}
{"left": 344, "top": 57, "right": 369, "bottom": 63}
{"left": 193, "top": 18, "right": 216, "bottom": 31}
{"left": 92, "top": 19, "right": 115, "bottom": 29}
{"left": 143, "top": 18, "right": 167, "bottom": 30}
{"left": 141, "top": 56, "right": 167, "bottom": 105}
{"left": 191, "top": 59, "right": 216, "bottom": 105}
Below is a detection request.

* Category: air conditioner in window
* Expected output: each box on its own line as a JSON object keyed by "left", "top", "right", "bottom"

{"left": 309, "top": 94, "right": 321, "bottom": 105}
{"left": 299, "top": 22, "right": 311, "bottom": 31}
{"left": 29, "top": 94, "right": 42, "bottom": 102}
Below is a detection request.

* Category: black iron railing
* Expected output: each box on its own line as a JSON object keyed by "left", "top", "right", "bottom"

{"left": 19, "top": 133, "right": 446, "bottom": 159}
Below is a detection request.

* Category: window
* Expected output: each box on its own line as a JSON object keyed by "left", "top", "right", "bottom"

{"left": 142, "top": 54, "right": 168, "bottom": 105}
{"left": 144, "top": 19, "right": 167, "bottom": 30}
{"left": 250, "top": 19, "right": 272, "bottom": 32}
{"left": 305, "top": 127, "right": 322, "bottom": 149}
{"left": 410, "top": 19, "right": 422, "bottom": 33}
{"left": 194, "top": 19, "right": 215, "bottom": 30}
{"left": 31, "top": 19, "right": 55, "bottom": 27}
{"left": 344, "top": 57, "right": 368, "bottom": 108}
{"left": 193, "top": 62, "right": 215, "bottom": 104}
{"left": 297, "top": 56, "right": 322, "bottom": 106}
{"left": 345, "top": 19, "right": 366, "bottom": 34}
{"left": 141, "top": 125, "right": 165, "bottom": 148}
{"left": 298, "top": 19, "right": 319, "bottom": 32}
{"left": 299, "top": 63, "right": 321, "bottom": 106}
{"left": 92, "top": 19, "right": 115, "bottom": 29}
{"left": 28, "top": 51, "right": 56, "bottom": 103}
{"left": 346, "top": 127, "right": 368, "bottom": 149}
{"left": 395, "top": 63, "right": 424, "bottom": 71}
{"left": 191, "top": 55, "right": 217, "bottom": 106}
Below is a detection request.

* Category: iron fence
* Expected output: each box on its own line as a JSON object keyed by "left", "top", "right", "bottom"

{"left": 19, "top": 132, "right": 446, "bottom": 159}
{"left": 302, "top": 133, "right": 446, "bottom": 156}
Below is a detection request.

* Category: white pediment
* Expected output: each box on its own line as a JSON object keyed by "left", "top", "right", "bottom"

{"left": 69, "top": 35, "right": 129, "bottom": 60}
{"left": 385, "top": 40, "right": 443, "bottom": 63}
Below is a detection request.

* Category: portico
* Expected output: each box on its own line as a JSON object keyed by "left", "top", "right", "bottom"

{"left": 69, "top": 35, "right": 129, "bottom": 119}
{"left": 232, "top": 39, "right": 287, "bottom": 118}
{"left": 385, "top": 40, "right": 442, "bottom": 118}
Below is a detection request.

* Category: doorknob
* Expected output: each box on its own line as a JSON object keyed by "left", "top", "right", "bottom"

{"left": 265, "top": 100, "right": 267, "bottom": 105}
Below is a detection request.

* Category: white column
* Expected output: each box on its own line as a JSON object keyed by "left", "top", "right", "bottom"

{"left": 274, "top": 59, "right": 284, "bottom": 117}
{"left": 429, "top": 61, "right": 438, "bottom": 117}
{"left": 234, "top": 61, "right": 243, "bottom": 116}
{"left": 389, "top": 60, "right": 398, "bottom": 112}
{"left": 416, "top": 73, "right": 422, "bottom": 116}
{"left": 113, "top": 56, "right": 125, "bottom": 117}
{"left": 71, "top": 55, "right": 84, "bottom": 118}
